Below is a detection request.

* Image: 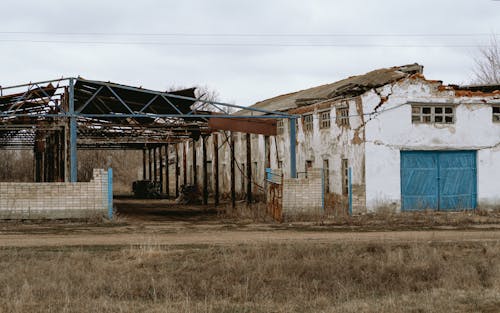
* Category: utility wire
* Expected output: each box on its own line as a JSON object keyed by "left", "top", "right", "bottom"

{"left": 0, "top": 31, "right": 497, "bottom": 37}
{"left": 0, "top": 39, "right": 492, "bottom": 48}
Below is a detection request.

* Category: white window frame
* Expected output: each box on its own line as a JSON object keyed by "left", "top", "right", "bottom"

{"left": 276, "top": 119, "right": 284, "bottom": 135}
{"left": 319, "top": 110, "right": 331, "bottom": 129}
{"left": 411, "top": 104, "right": 455, "bottom": 124}
{"left": 303, "top": 114, "right": 314, "bottom": 132}
{"left": 336, "top": 106, "right": 349, "bottom": 127}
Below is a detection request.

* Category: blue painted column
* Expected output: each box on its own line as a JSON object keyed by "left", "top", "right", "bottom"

{"left": 69, "top": 77, "right": 78, "bottom": 182}
{"left": 289, "top": 117, "right": 297, "bottom": 178}
{"left": 108, "top": 168, "right": 114, "bottom": 219}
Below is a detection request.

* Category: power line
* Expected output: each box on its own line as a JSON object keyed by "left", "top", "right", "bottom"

{"left": 0, "top": 39, "right": 492, "bottom": 48}
{"left": 0, "top": 31, "right": 497, "bottom": 37}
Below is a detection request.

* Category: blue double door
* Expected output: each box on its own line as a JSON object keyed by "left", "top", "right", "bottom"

{"left": 401, "top": 151, "right": 477, "bottom": 211}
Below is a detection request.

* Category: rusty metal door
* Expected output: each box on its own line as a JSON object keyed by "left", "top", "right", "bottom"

{"left": 266, "top": 168, "right": 283, "bottom": 221}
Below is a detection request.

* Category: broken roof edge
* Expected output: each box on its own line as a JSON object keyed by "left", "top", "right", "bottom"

{"left": 233, "top": 63, "right": 424, "bottom": 117}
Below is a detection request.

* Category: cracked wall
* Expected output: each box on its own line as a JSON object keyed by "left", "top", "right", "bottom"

{"left": 364, "top": 77, "right": 500, "bottom": 211}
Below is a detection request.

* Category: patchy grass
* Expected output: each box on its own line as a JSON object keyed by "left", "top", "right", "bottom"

{"left": 0, "top": 241, "right": 499, "bottom": 312}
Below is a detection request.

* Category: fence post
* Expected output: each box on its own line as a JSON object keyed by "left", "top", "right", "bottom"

{"left": 108, "top": 168, "right": 113, "bottom": 220}
{"left": 348, "top": 167, "right": 352, "bottom": 216}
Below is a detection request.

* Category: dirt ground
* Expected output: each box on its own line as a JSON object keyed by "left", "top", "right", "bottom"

{"left": 2, "top": 199, "right": 500, "bottom": 312}
{"left": 1, "top": 198, "right": 500, "bottom": 248}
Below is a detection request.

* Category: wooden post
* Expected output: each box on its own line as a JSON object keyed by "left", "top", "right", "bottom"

{"left": 230, "top": 132, "right": 236, "bottom": 209}
{"left": 165, "top": 144, "right": 170, "bottom": 197}
{"left": 183, "top": 142, "right": 187, "bottom": 186}
{"left": 246, "top": 133, "right": 252, "bottom": 204}
{"left": 193, "top": 139, "right": 197, "bottom": 187}
{"left": 175, "top": 143, "right": 180, "bottom": 197}
{"left": 213, "top": 133, "right": 219, "bottom": 206}
{"left": 142, "top": 148, "right": 147, "bottom": 180}
{"left": 159, "top": 145, "right": 163, "bottom": 194}
{"left": 153, "top": 146, "right": 157, "bottom": 182}
{"left": 148, "top": 147, "right": 152, "bottom": 180}
{"left": 202, "top": 136, "right": 208, "bottom": 205}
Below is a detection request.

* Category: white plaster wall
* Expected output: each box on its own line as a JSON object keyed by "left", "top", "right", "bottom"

{"left": 364, "top": 78, "right": 500, "bottom": 211}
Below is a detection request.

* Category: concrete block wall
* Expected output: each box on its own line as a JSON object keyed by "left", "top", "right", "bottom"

{"left": 0, "top": 169, "right": 109, "bottom": 219}
{"left": 282, "top": 168, "right": 323, "bottom": 215}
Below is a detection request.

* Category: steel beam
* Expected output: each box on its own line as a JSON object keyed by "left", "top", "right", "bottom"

{"left": 69, "top": 77, "right": 78, "bottom": 182}
{"left": 246, "top": 133, "right": 252, "bottom": 204}
{"left": 230, "top": 132, "right": 236, "bottom": 209}
{"left": 213, "top": 133, "right": 219, "bottom": 206}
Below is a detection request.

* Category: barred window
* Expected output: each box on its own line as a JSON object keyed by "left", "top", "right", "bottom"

{"left": 493, "top": 106, "right": 500, "bottom": 122}
{"left": 303, "top": 114, "right": 313, "bottom": 132}
{"left": 277, "top": 119, "right": 284, "bottom": 135}
{"left": 319, "top": 111, "right": 331, "bottom": 129}
{"left": 412, "top": 105, "right": 454, "bottom": 124}
{"left": 336, "top": 106, "right": 349, "bottom": 127}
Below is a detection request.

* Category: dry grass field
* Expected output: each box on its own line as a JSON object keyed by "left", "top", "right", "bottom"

{"left": 0, "top": 242, "right": 499, "bottom": 313}
{"left": 0, "top": 200, "right": 500, "bottom": 313}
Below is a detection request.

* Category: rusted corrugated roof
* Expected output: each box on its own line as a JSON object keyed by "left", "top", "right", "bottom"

{"left": 235, "top": 63, "right": 423, "bottom": 116}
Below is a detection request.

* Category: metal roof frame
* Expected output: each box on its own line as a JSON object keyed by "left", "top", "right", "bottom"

{"left": 0, "top": 77, "right": 299, "bottom": 181}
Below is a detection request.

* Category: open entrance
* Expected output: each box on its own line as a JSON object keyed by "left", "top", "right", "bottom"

{"left": 0, "top": 78, "right": 294, "bottom": 221}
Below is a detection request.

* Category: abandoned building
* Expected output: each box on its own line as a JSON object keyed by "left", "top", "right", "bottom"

{"left": 1, "top": 64, "right": 499, "bottom": 219}
{"left": 182, "top": 63, "right": 500, "bottom": 214}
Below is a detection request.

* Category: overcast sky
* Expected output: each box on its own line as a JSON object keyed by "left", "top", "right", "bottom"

{"left": 0, "top": 0, "right": 498, "bottom": 105}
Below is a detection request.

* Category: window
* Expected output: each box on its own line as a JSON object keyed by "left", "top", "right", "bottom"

{"left": 342, "top": 159, "right": 349, "bottom": 196}
{"left": 493, "top": 106, "right": 500, "bottom": 122}
{"left": 412, "top": 105, "right": 454, "bottom": 124}
{"left": 323, "top": 159, "right": 330, "bottom": 193}
{"left": 278, "top": 161, "right": 283, "bottom": 169}
{"left": 319, "top": 111, "right": 331, "bottom": 129}
{"left": 303, "top": 114, "right": 313, "bottom": 132}
{"left": 277, "top": 119, "right": 284, "bottom": 135}
{"left": 305, "top": 160, "right": 313, "bottom": 178}
{"left": 336, "top": 106, "right": 349, "bottom": 127}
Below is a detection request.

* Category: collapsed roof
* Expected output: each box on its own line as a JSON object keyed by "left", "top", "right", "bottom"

{"left": 0, "top": 78, "right": 210, "bottom": 149}
{"left": 236, "top": 63, "right": 424, "bottom": 116}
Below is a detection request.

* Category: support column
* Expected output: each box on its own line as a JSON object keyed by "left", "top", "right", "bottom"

{"left": 264, "top": 135, "right": 270, "bottom": 203}
{"left": 202, "top": 136, "right": 208, "bottom": 205}
{"left": 192, "top": 139, "right": 197, "bottom": 186}
{"left": 153, "top": 146, "right": 157, "bottom": 182}
{"left": 148, "top": 148, "right": 152, "bottom": 180}
{"left": 289, "top": 117, "right": 297, "bottom": 178}
{"left": 58, "top": 130, "right": 65, "bottom": 182}
{"left": 165, "top": 144, "right": 170, "bottom": 197}
{"left": 69, "top": 77, "right": 77, "bottom": 182}
{"left": 142, "top": 148, "right": 147, "bottom": 180}
{"left": 175, "top": 143, "right": 180, "bottom": 197}
{"left": 183, "top": 142, "right": 187, "bottom": 186}
{"left": 246, "top": 133, "right": 252, "bottom": 204}
{"left": 230, "top": 132, "right": 236, "bottom": 209}
{"left": 213, "top": 133, "right": 219, "bottom": 206}
{"left": 159, "top": 145, "right": 163, "bottom": 194}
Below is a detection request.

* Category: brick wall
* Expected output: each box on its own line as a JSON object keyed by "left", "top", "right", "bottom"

{"left": 0, "top": 169, "right": 110, "bottom": 219}
{"left": 282, "top": 169, "right": 323, "bottom": 215}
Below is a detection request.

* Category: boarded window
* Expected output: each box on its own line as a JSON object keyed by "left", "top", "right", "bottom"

{"left": 303, "top": 114, "right": 313, "bottom": 132}
{"left": 277, "top": 119, "right": 284, "bottom": 135}
{"left": 336, "top": 106, "right": 349, "bottom": 127}
{"left": 412, "top": 105, "right": 455, "bottom": 124}
{"left": 342, "top": 159, "right": 349, "bottom": 196}
{"left": 319, "top": 111, "right": 331, "bottom": 129}
{"left": 493, "top": 106, "right": 500, "bottom": 122}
